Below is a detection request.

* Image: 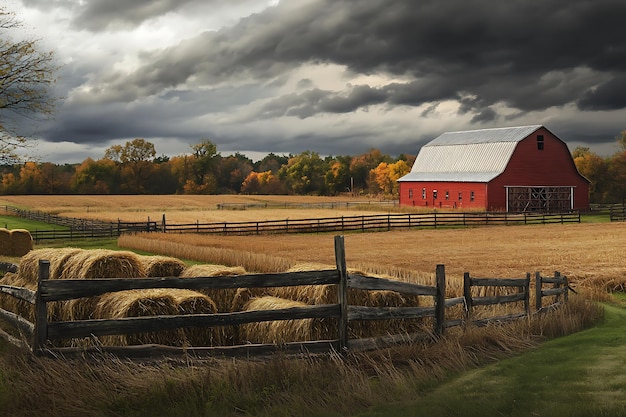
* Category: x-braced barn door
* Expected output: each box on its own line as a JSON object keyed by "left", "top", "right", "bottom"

{"left": 506, "top": 186, "right": 573, "bottom": 212}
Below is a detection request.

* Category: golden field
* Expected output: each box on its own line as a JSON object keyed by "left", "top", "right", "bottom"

{"left": 0, "top": 195, "right": 395, "bottom": 223}
{"left": 2, "top": 195, "right": 624, "bottom": 293}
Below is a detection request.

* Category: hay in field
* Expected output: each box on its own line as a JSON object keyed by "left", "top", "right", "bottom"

{"left": 10, "top": 229, "right": 32, "bottom": 257}
{"left": 139, "top": 255, "right": 186, "bottom": 277}
{"left": 94, "top": 289, "right": 184, "bottom": 346}
{"left": 61, "top": 249, "right": 146, "bottom": 280}
{"left": 179, "top": 264, "right": 246, "bottom": 313}
{"left": 240, "top": 296, "right": 334, "bottom": 344}
{"left": 0, "top": 228, "right": 11, "bottom": 256}
{"left": 168, "top": 289, "right": 224, "bottom": 346}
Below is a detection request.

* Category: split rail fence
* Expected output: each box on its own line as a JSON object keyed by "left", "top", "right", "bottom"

{"left": 3, "top": 205, "right": 581, "bottom": 242}
{"left": 0, "top": 236, "right": 571, "bottom": 359}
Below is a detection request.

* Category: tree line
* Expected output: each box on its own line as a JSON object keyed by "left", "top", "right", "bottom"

{"left": 2, "top": 134, "right": 626, "bottom": 202}
{"left": 0, "top": 138, "right": 415, "bottom": 197}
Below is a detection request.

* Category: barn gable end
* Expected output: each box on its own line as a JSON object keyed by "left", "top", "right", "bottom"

{"left": 398, "top": 125, "right": 590, "bottom": 212}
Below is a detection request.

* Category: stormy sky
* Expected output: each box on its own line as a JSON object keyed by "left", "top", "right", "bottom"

{"left": 5, "top": 0, "right": 626, "bottom": 163}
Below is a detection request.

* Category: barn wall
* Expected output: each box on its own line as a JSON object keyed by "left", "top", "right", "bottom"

{"left": 399, "top": 181, "right": 487, "bottom": 209}
{"left": 488, "top": 127, "right": 590, "bottom": 210}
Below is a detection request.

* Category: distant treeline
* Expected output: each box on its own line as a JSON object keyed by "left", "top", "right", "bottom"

{"left": 0, "top": 139, "right": 414, "bottom": 197}
{"left": 0, "top": 137, "right": 624, "bottom": 203}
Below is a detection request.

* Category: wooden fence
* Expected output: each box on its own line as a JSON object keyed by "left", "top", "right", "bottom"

{"left": 0, "top": 236, "right": 572, "bottom": 359}
{"left": 3, "top": 205, "right": 581, "bottom": 242}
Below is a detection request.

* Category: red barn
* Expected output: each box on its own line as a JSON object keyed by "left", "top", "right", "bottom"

{"left": 397, "top": 125, "right": 589, "bottom": 212}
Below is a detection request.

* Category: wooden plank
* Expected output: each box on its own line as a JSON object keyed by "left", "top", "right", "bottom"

{"left": 47, "top": 304, "right": 340, "bottom": 341}
{"left": 347, "top": 332, "right": 432, "bottom": 352}
{"left": 347, "top": 274, "right": 437, "bottom": 296}
{"left": 0, "top": 327, "right": 30, "bottom": 351}
{"left": 0, "top": 284, "right": 37, "bottom": 304}
{"left": 535, "top": 271, "right": 542, "bottom": 311}
{"left": 463, "top": 272, "right": 472, "bottom": 322}
{"left": 469, "top": 277, "right": 529, "bottom": 287}
{"left": 435, "top": 264, "right": 446, "bottom": 335}
{"left": 39, "top": 270, "right": 339, "bottom": 302}
{"left": 445, "top": 297, "right": 465, "bottom": 308}
{"left": 471, "top": 292, "right": 526, "bottom": 306}
{"left": 348, "top": 305, "right": 436, "bottom": 321}
{"left": 541, "top": 287, "right": 568, "bottom": 297}
{"left": 42, "top": 339, "right": 341, "bottom": 359}
{"left": 0, "top": 262, "right": 18, "bottom": 273}
{"left": 334, "top": 235, "right": 349, "bottom": 353}
{"left": 541, "top": 277, "right": 568, "bottom": 285}
{"left": 33, "top": 260, "right": 50, "bottom": 355}
{"left": 0, "top": 307, "right": 35, "bottom": 336}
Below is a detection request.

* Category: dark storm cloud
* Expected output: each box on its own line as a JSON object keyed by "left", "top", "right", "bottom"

{"left": 93, "top": 0, "right": 626, "bottom": 120}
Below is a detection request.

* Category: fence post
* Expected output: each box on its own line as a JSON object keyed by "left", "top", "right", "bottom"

{"left": 554, "top": 271, "right": 562, "bottom": 304}
{"left": 162, "top": 214, "right": 166, "bottom": 233}
{"left": 334, "top": 235, "right": 349, "bottom": 353}
{"left": 33, "top": 260, "right": 50, "bottom": 355}
{"left": 535, "top": 272, "right": 542, "bottom": 311}
{"left": 563, "top": 276, "right": 569, "bottom": 302}
{"left": 463, "top": 272, "right": 472, "bottom": 324}
{"left": 435, "top": 264, "right": 446, "bottom": 336}
{"left": 524, "top": 272, "right": 531, "bottom": 316}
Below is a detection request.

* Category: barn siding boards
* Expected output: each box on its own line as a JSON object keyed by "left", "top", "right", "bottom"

{"left": 398, "top": 125, "right": 590, "bottom": 212}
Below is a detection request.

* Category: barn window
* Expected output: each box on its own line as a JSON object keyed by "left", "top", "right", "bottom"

{"left": 445, "top": 190, "right": 449, "bottom": 200}
{"left": 433, "top": 190, "right": 438, "bottom": 199}
{"left": 422, "top": 188, "right": 426, "bottom": 199}
{"left": 537, "top": 135, "right": 544, "bottom": 150}
{"left": 408, "top": 188, "right": 413, "bottom": 199}
{"left": 458, "top": 192, "right": 462, "bottom": 201}
{"left": 470, "top": 191, "right": 475, "bottom": 201}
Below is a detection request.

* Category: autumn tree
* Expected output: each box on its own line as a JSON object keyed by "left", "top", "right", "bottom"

{"left": 349, "top": 149, "right": 391, "bottom": 193}
{"left": 70, "top": 158, "right": 120, "bottom": 194}
{"left": 104, "top": 138, "right": 156, "bottom": 193}
{"left": 278, "top": 151, "right": 327, "bottom": 195}
{"left": 573, "top": 147, "right": 610, "bottom": 203}
{"left": 324, "top": 155, "right": 352, "bottom": 195}
{"left": 241, "top": 170, "right": 285, "bottom": 194}
{"left": 0, "top": 8, "right": 57, "bottom": 163}
{"left": 215, "top": 152, "right": 253, "bottom": 193}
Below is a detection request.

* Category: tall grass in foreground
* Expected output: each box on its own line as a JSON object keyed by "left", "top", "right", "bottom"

{"left": 0, "top": 296, "right": 602, "bottom": 417}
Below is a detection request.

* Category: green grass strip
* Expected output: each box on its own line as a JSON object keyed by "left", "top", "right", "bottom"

{"left": 357, "top": 303, "right": 626, "bottom": 417}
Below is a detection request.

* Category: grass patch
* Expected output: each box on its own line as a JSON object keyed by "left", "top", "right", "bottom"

{"left": 0, "top": 215, "right": 67, "bottom": 231}
{"left": 356, "top": 303, "right": 626, "bottom": 417}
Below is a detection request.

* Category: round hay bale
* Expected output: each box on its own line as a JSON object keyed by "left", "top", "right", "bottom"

{"left": 139, "top": 255, "right": 186, "bottom": 277}
{"left": 94, "top": 289, "right": 184, "bottom": 346}
{"left": 180, "top": 264, "right": 246, "bottom": 313}
{"left": 0, "top": 228, "right": 11, "bottom": 256}
{"left": 240, "top": 296, "right": 334, "bottom": 344}
{"left": 62, "top": 249, "right": 146, "bottom": 280}
{"left": 10, "top": 229, "right": 32, "bottom": 257}
{"left": 169, "top": 289, "right": 223, "bottom": 346}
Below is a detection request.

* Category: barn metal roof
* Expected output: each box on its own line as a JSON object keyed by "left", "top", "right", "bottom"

{"left": 398, "top": 125, "right": 543, "bottom": 183}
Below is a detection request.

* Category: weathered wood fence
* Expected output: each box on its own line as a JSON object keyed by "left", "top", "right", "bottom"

{"left": 0, "top": 237, "right": 572, "bottom": 359}
{"left": 3, "top": 205, "right": 581, "bottom": 242}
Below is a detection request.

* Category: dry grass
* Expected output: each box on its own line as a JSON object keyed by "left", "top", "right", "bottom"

{"left": 120, "top": 223, "right": 626, "bottom": 297}
{"left": 0, "top": 194, "right": 392, "bottom": 223}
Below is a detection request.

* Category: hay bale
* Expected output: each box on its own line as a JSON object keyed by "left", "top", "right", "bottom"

{"left": 61, "top": 249, "right": 146, "bottom": 280}
{"left": 139, "top": 255, "right": 186, "bottom": 277}
{"left": 94, "top": 289, "right": 184, "bottom": 346}
{"left": 0, "top": 228, "right": 11, "bottom": 256}
{"left": 169, "top": 289, "right": 223, "bottom": 346}
{"left": 240, "top": 296, "right": 333, "bottom": 344}
{"left": 10, "top": 229, "right": 32, "bottom": 257}
{"left": 180, "top": 264, "right": 246, "bottom": 313}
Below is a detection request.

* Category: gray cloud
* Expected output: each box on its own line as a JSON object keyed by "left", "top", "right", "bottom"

{"left": 12, "top": 0, "right": 626, "bottom": 162}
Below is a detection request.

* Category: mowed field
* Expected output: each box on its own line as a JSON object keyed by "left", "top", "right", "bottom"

{"left": 2, "top": 195, "right": 624, "bottom": 292}
{"left": 0, "top": 195, "right": 394, "bottom": 223}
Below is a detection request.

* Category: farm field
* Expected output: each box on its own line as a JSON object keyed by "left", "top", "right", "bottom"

{"left": 0, "top": 195, "right": 396, "bottom": 223}
{"left": 1, "top": 195, "right": 625, "bottom": 416}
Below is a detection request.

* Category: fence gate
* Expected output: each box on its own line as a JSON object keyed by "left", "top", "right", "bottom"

{"left": 506, "top": 186, "right": 573, "bottom": 212}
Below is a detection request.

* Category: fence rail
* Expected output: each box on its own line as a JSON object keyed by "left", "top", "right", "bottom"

{"left": 0, "top": 236, "right": 572, "bottom": 359}
{"left": 2, "top": 205, "right": 581, "bottom": 241}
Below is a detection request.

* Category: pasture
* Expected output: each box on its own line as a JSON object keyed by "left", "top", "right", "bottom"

{"left": 0, "top": 195, "right": 624, "bottom": 416}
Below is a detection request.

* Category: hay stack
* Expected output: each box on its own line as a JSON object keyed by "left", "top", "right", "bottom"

{"left": 139, "top": 255, "right": 186, "bottom": 277}
{"left": 62, "top": 249, "right": 146, "bottom": 280}
{"left": 240, "top": 296, "right": 333, "bottom": 344}
{"left": 94, "top": 289, "right": 184, "bottom": 346}
{"left": 10, "top": 229, "right": 32, "bottom": 257}
{"left": 0, "top": 228, "right": 11, "bottom": 256}
{"left": 169, "top": 289, "right": 223, "bottom": 346}
{"left": 180, "top": 264, "right": 246, "bottom": 313}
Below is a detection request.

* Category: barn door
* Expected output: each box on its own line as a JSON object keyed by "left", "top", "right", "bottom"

{"left": 507, "top": 186, "right": 572, "bottom": 213}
